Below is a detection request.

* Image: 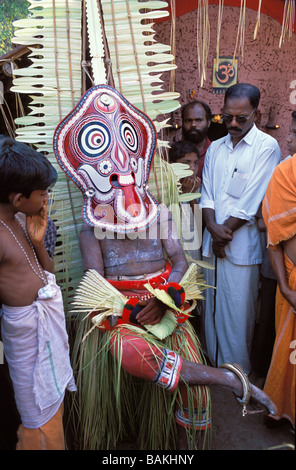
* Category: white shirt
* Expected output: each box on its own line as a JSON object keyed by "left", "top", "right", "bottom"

{"left": 201, "top": 124, "right": 281, "bottom": 265}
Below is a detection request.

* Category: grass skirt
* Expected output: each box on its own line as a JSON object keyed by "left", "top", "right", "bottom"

{"left": 70, "top": 317, "right": 211, "bottom": 450}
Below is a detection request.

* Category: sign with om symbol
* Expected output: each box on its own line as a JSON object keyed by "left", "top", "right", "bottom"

{"left": 212, "top": 56, "right": 238, "bottom": 94}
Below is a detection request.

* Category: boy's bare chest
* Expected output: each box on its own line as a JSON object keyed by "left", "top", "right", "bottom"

{"left": 0, "top": 225, "right": 38, "bottom": 273}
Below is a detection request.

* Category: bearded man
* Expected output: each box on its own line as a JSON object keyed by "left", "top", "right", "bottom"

{"left": 182, "top": 100, "right": 212, "bottom": 181}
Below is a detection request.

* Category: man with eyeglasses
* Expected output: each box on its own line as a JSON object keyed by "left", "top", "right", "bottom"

{"left": 200, "top": 83, "right": 281, "bottom": 375}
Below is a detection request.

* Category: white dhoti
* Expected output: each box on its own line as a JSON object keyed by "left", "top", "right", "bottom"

{"left": 203, "top": 256, "right": 259, "bottom": 374}
{"left": 181, "top": 202, "right": 202, "bottom": 262}
{"left": 1, "top": 272, "right": 76, "bottom": 429}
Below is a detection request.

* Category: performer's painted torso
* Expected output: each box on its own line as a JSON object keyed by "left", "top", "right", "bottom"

{"left": 99, "top": 235, "right": 165, "bottom": 277}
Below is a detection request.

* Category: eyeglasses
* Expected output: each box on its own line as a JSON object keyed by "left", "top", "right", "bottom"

{"left": 222, "top": 108, "right": 256, "bottom": 124}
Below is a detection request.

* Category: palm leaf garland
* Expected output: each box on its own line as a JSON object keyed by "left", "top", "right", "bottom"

{"left": 72, "top": 263, "right": 204, "bottom": 341}
{"left": 215, "top": 0, "right": 224, "bottom": 72}
{"left": 144, "top": 262, "right": 204, "bottom": 308}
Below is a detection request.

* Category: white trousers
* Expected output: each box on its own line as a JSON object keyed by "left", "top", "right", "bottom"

{"left": 203, "top": 256, "right": 259, "bottom": 374}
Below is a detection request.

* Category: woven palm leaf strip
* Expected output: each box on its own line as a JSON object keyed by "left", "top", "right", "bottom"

{"left": 100, "top": 0, "right": 180, "bottom": 121}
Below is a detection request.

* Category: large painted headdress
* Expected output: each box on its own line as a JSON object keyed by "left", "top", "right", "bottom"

{"left": 53, "top": 85, "right": 160, "bottom": 233}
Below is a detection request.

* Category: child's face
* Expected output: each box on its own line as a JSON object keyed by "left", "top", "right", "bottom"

{"left": 177, "top": 152, "right": 199, "bottom": 177}
{"left": 20, "top": 189, "right": 49, "bottom": 215}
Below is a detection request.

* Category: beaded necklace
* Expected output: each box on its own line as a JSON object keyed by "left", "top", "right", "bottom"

{"left": 0, "top": 215, "right": 47, "bottom": 286}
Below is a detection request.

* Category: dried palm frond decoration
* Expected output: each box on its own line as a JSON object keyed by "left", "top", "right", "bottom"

{"left": 196, "top": 0, "right": 210, "bottom": 88}
{"left": 215, "top": 0, "right": 224, "bottom": 72}
{"left": 10, "top": 0, "right": 182, "bottom": 310}
{"left": 253, "top": 0, "right": 262, "bottom": 40}
{"left": 279, "top": 0, "right": 296, "bottom": 48}
{"left": 233, "top": 0, "right": 246, "bottom": 62}
{"left": 85, "top": 0, "right": 106, "bottom": 85}
{"left": 194, "top": 0, "right": 296, "bottom": 87}
{"left": 100, "top": 0, "right": 180, "bottom": 124}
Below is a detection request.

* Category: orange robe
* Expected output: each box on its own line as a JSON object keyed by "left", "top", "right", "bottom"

{"left": 262, "top": 156, "right": 296, "bottom": 428}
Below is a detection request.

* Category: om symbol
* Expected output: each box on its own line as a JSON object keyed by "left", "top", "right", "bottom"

{"left": 215, "top": 61, "right": 236, "bottom": 85}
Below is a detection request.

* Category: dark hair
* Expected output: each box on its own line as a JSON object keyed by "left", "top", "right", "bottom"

{"left": 292, "top": 110, "right": 296, "bottom": 120}
{"left": 0, "top": 138, "right": 58, "bottom": 203}
{"left": 224, "top": 83, "right": 260, "bottom": 109}
{"left": 168, "top": 140, "right": 199, "bottom": 163}
{"left": 181, "top": 100, "right": 212, "bottom": 123}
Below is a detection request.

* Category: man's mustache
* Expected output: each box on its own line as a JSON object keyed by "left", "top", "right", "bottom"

{"left": 228, "top": 127, "right": 241, "bottom": 132}
{"left": 189, "top": 128, "right": 202, "bottom": 134}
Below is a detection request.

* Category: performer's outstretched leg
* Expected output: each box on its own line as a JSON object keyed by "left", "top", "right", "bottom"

{"left": 179, "top": 358, "right": 277, "bottom": 416}
{"left": 109, "top": 327, "right": 277, "bottom": 450}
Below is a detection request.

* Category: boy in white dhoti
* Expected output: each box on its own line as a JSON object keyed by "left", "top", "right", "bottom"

{"left": 0, "top": 138, "right": 76, "bottom": 450}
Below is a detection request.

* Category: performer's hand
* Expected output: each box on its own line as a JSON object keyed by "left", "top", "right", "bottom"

{"left": 136, "top": 297, "right": 167, "bottom": 326}
{"left": 26, "top": 199, "right": 48, "bottom": 246}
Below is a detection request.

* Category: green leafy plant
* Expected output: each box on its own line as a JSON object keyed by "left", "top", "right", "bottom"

{"left": 0, "top": 0, "right": 29, "bottom": 55}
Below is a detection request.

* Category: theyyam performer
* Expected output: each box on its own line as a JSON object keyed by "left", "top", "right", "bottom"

{"left": 53, "top": 85, "right": 277, "bottom": 450}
